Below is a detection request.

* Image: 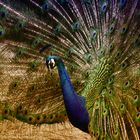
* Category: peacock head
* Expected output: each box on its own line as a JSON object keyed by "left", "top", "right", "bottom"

{"left": 46, "top": 56, "right": 61, "bottom": 70}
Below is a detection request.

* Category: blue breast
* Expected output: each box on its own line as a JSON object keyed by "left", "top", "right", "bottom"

{"left": 57, "top": 60, "right": 89, "bottom": 132}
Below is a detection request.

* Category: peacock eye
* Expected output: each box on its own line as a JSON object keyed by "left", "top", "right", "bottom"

{"left": 84, "top": 0, "right": 93, "bottom": 5}
{"left": 101, "top": 2, "right": 108, "bottom": 13}
{"left": 121, "top": 61, "right": 128, "bottom": 69}
{"left": 4, "top": 109, "right": 8, "bottom": 114}
{"left": 48, "top": 58, "right": 56, "bottom": 69}
{"left": 90, "top": 28, "right": 97, "bottom": 40}
{"left": 114, "top": 130, "right": 119, "bottom": 136}
{"left": 24, "top": 110, "right": 28, "bottom": 115}
{"left": 43, "top": 114, "right": 47, "bottom": 120}
{"left": 119, "top": 0, "right": 127, "bottom": 9}
{"left": 108, "top": 76, "right": 114, "bottom": 84}
{"left": 57, "top": 0, "right": 69, "bottom": 5}
{"left": 91, "top": 31, "right": 97, "bottom": 38}
{"left": 0, "top": 8, "right": 8, "bottom": 20}
{"left": 1, "top": 12, "right": 5, "bottom": 18}
{"left": 41, "top": 1, "right": 50, "bottom": 11}
{"left": 43, "top": 4, "right": 48, "bottom": 10}
{"left": 36, "top": 115, "right": 40, "bottom": 120}
{"left": 122, "top": 80, "right": 133, "bottom": 90}
{"left": 53, "top": 24, "right": 62, "bottom": 35}
{"left": 108, "top": 24, "right": 115, "bottom": 34}
{"left": 121, "top": 25, "right": 128, "bottom": 34}
{"left": 133, "top": 94, "right": 139, "bottom": 104}
{"left": 15, "top": 20, "right": 26, "bottom": 32}
{"left": 103, "top": 108, "right": 108, "bottom": 116}
{"left": 72, "top": 20, "right": 80, "bottom": 31}
{"left": 109, "top": 90, "right": 112, "bottom": 94}
{"left": 28, "top": 117, "right": 33, "bottom": 122}
{"left": 136, "top": 112, "right": 140, "bottom": 118}
{"left": 134, "top": 95, "right": 138, "bottom": 100}
{"left": 0, "top": 25, "right": 5, "bottom": 37}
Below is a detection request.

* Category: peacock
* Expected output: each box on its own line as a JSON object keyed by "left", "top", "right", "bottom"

{"left": 0, "top": 0, "right": 140, "bottom": 139}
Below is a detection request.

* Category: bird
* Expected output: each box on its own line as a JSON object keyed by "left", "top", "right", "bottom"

{"left": 0, "top": 0, "right": 140, "bottom": 139}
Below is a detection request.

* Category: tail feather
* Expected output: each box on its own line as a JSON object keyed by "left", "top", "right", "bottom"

{"left": 0, "top": 0, "right": 140, "bottom": 139}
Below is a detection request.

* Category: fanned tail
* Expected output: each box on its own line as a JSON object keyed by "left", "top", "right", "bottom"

{"left": 0, "top": 0, "right": 139, "bottom": 139}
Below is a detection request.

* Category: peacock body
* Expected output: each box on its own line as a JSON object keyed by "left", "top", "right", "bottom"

{"left": 0, "top": 0, "right": 140, "bottom": 139}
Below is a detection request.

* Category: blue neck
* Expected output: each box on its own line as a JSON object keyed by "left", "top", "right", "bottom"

{"left": 56, "top": 59, "right": 89, "bottom": 132}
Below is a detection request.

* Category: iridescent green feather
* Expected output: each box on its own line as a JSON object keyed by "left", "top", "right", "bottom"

{"left": 0, "top": 0, "right": 140, "bottom": 140}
